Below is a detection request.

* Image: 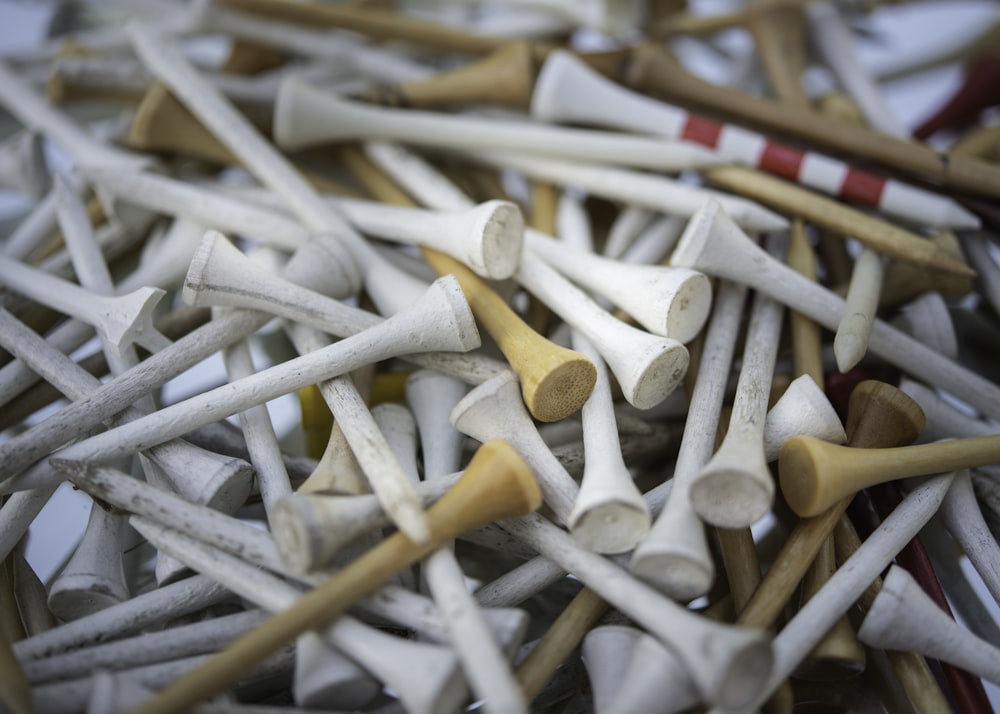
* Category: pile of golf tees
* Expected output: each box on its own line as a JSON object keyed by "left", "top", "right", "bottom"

{"left": 1, "top": 0, "right": 1000, "bottom": 712}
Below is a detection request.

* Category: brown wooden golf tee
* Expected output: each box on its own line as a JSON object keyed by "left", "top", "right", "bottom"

{"left": 130, "top": 439, "right": 542, "bottom": 714}
{"left": 739, "top": 380, "right": 925, "bottom": 630}
{"left": 780, "top": 433, "right": 1000, "bottom": 518}
{"left": 360, "top": 40, "right": 628, "bottom": 111}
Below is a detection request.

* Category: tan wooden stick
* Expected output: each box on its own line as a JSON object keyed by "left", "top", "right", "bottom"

{"left": 833, "top": 518, "right": 953, "bottom": 714}
{"left": 338, "top": 146, "right": 597, "bottom": 422}
{"left": 781, "top": 434, "right": 1000, "bottom": 518}
{"left": 361, "top": 40, "right": 629, "bottom": 111}
{"left": 742, "top": 0, "right": 811, "bottom": 106}
{"left": 0, "top": 557, "right": 31, "bottom": 714}
{"left": 787, "top": 222, "right": 824, "bottom": 385}
{"left": 129, "top": 439, "right": 542, "bottom": 714}
{"left": 216, "top": 0, "right": 506, "bottom": 54}
{"left": 739, "top": 381, "right": 924, "bottom": 630}
{"left": 702, "top": 165, "right": 974, "bottom": 278}
{"left": 785, "top": 220, "right": 866, "bottom": 681}
{"left": 515, "top": 587, "right": 609, "bottom": 702}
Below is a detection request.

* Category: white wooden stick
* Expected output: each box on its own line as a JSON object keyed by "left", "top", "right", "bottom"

{"left": 24, "top": 274, "right": 475, "bottom": 486}
{"left": 0, "top": 59, "right": 152, "bottom": 173}
{"left": 670, "top": 201, "right": 1000, "bottom": 421}
{"left": 13, "top": 575, "right": 232, "bottom": 661}
{"left": 382, "top": 392, "right": 529, "bottom": 714}
{"left": 525, "top": 229, "right": 711, "bottom": 342}
{"left": 181, "top": 230, "right": 504, "bottom": 387}
{"left": 126, "top": 20, "right": 417, "bottom": 312}
{"left": 47, "top": 172, "right": 140, "bottom": 615}
{"left": 0, "top": 130, "right": 49, "bottom": 198}
{"left": 364, "top": 142, "right": 691, "bottom": 408}
{"left": 273, "top": 78, "right": 722, "bottom": 171}
{"left": 712, "top": 472, "right": 955, "bottom": 713}
{"left": 22, "top": 609, "right": 269, "bottom": 684}
{"left": 890, "top": 291, "right": 959, "bottom": 361}
{"left": 53, "top": 460, "right": 286, "bottom": 574}
{"left": 603, "top": 205, "right": 656, "bottom": 260}
{"left": 271, "top": 474, "right": 461, "bottom": 572}
{"left": 688, "top": 234, "right": 787, "bottom": 529}
{"left": 45, "top": 501, "right": 130, "bottom": 621}
{"left": 899, "top": 378, "right": 1000, "bottom": 449}
{"left": 582, "top": 625, "right": 698, "bottom": 714}
{"left": 284, "top": 321, "right": 431, "bottom": 547}
{"left": 516, "top": 252, "right": 690, "bottom": 410}
{"left": 220, "top": 338, "right": 293, "bottom": 518}
{"left": 857, "top": 563, "right": 1000, "bottom": 684}
{"left": 630, "top": 281, "right": 748, "bottom": 600}
{"left": 498, "top": 511, "right": 772, "bottom": 710}
{"left": 91, "top": 167, "right": 525, "bottom": 280}
{"left": 3, "top": 188, "right": 57, "bottom": 260}
{"left": 805, "top": 1, "right": 908, "bottom": 138}
{"left": 198, "top": 2, "right": 433, "bottom": 84}
{"left": 450, "top": 371, "right": 579, "bottom": 528}
{"left": 0, "top": 227, "right": 382, "bottom": 490}
{"left": 0, "top": 253, "right": 168, "bottom": 356}
{"left": 568, "top": 329, "right": 652, "bottom": 554}
{"left": 938, "top": 469, "right": 1000, "bottom": 606}
{"left": 469, "top": 149, "right": 788, "bottom": 233}
{"left": 763, "top": 374, "right": 847, "bottom": 463}
{"left": 29, "top": 646, "right": 294, "bottom": 714}
{"left": 0, "top": 306, "right": 251, "bottom": 523}
{"left": 616, "top": 215, "right": 687, "bottom": 267}
{"left": 292, "top": 632, "right": 380, "bottom": 710}
{"left": 834, "top": 246, "right": 885, "bottom": 373}
{"left": 131, "top": 517, "right": 469, "bottom": 714}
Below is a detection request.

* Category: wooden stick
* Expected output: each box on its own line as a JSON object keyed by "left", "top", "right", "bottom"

{"left": 129, "top": 439, "right": 541, "bottom": 714}
{"left": 780, "top": 434, "right": 1000, "bottom": 518}
{"left": 671, "top": 201, "right": 1000, "bottom": 421}
{"left": 834, "top": 247, "right": 886, "bottom": 373}
{"left": 14, "top": 575, "right": 231, "bottom": 662}
{"left": 739, "top": 380, "right": 924, "bottom": 629}
{"left": 338, "top": 145, "right": 597, "bottom": 423}
{"left": 865, "top": 480, "right": 995, "bottom": 714}
{"left": 216, "top": 0, "right": 507, "bottom": 54}
{"left": 630, "top": 280, "right": 747, "bottom": 600}
{"left": 806, "top": 1, "right": 907, "bottom": 137}
{"left": 22, "top": 609, "right": 268, "bottom": 684}
{"left": 0, "top": 558, "right": 32, "bottom": 714}
{"left": 532, "top": 49, "right": 978, "bottom": 229}
{"left": 858, "top": 564, "right": 1000, "bottom": 685}
{"left": 832, "top": 516, "right": 954, "bottom": 714}
{"left": 473, "top": 150, "right": 788, "bottom": 234}
{"left": 722, "top": 472, "right": 957, "bottom": 713}
{"left": 274, "top": 78, "right": 723, "bottom": 172}
{"left": 744, "top": 0, "right": 810, "bottom": 107}
{"left": 499, "top": 510, "right": 772, "bottom": 710}
{"left": 623, "top": 42, "right": 1000, "bottom": 200}
{"left": 515, "top": 587, "right": 608, "bottom": 702}
{"left": 702, "top": 165, "right": 974, "bottom": 279}
{"left": 690, "top": 235, "right": 786, "bottom": 528}
{"left": 284, "top": 323, "right": 431, "bottom": 546}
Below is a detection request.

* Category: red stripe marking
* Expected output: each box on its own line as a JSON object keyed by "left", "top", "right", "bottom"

{"left": 840, "top": 168, "right": 887, "bottom": 207}
{"left": 758, "top": 142, "right": 805, "bottom": 181}
{"left": 681, "top": 115, "right": 722, "bottom": 148}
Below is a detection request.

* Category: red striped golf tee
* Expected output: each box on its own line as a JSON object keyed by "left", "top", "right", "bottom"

{"left": 680, "top": 115, "right": 887, "bottom": 207}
